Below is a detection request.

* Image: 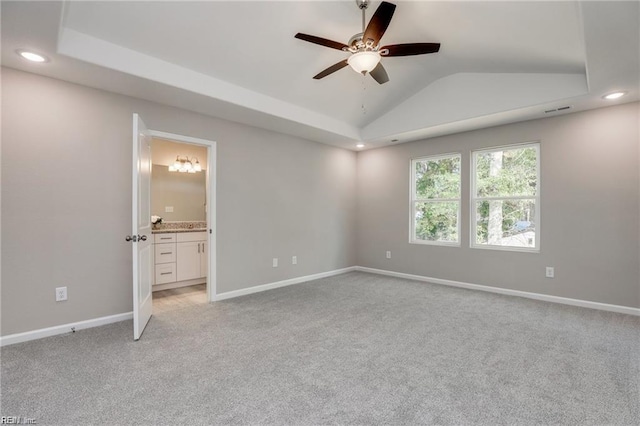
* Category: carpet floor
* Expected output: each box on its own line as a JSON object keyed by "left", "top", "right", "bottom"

{"left": 1, "top": 272, "right": 638, "bottom": 425}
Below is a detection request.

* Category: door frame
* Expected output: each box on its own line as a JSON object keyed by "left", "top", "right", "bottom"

{"left": 149, "top": 130, "right": 217, "bottom": 302}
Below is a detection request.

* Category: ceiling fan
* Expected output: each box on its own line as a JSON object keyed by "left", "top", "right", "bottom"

{"left": 295, "top": 0, "right": 440, "bottom": 85}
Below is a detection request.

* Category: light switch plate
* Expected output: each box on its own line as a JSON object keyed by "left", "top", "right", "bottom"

{"left": 165, "top": 206, "right": 174, "bottom": 213}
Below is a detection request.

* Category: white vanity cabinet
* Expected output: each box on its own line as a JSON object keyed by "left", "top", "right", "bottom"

{"left": 153, "top": 231, "right": 207, "bottom": 289}
{"left": 176, "top": 232, "right": 208, "bottom": 281}
{"left": 153, "top": 234, "right": 177, "bottom": 285}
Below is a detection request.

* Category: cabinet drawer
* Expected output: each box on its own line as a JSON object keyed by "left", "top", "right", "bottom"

{"left": 154, "top": 243, "right": 176, "bottom": 264}
{"left": 177, "top": 231, "right": 207, "bottom": 243}
{"left": 155, "top": 263, "right": 176, "bottom": 284}
{"left": 154, "top": 233, "right": 176, "bottom": 243}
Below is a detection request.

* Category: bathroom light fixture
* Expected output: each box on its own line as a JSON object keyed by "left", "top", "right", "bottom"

{"left": 16, "top": 49, "right": 49, "bottom": 63}
{"left": 347, "top": 51, "right": 381, "bottom": 74}
{"left": 168, "top": 156, "right": 202, "bottom": 173}
{"left": 603, "top": 92, "right": 626, "bottom": 100}
{"left": 356, "top": 143, "right": 365, "bottom": 148}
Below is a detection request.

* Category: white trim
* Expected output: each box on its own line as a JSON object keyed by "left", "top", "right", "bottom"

{"left": 212, "top": 267, "right": 357, "bottom": 301}
{"left": 0, "top": 312, "right": 133, "bottom": 347}
{"left": 152, "top": 278, "right": 205, "bottom": 292}
{"left": 356, "top": 266, "right": 640, "bottom": 316}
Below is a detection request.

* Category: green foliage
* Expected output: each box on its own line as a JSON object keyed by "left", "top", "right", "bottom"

{"left": 415, "top": 156, "right": 460, "bottom": 199}
{"left": 476, "top": 147, "right": 537, "bottom": 197}
{"left": 415, "top": 202, "right": 458, "bottom": 242}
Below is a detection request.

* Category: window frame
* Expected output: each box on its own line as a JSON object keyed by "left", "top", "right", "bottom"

{"left": 409, "top": 152, "right": 462, "bottom": 247}
{"left": 470, "top": 141, "right": 541, "bottom": 253}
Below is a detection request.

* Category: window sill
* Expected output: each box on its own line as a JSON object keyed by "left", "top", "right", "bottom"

{"left": 470, "top": 244, "right": 539, "bottom": 253}
{"left": 410, "top": 240, "right": 460, "bottom": 247}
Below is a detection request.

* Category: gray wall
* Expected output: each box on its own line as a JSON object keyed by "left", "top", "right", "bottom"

{"left": 151, "top": 164, "right": 206, "bottom": 221}
{"left": 2, "top": 66, "right": 638, "bottom": 338}
{"left": 356, "top": 102, "right": 640, "bottom": 308}
{"left": 1, "top": 68, "right": 357, "bottom": 336}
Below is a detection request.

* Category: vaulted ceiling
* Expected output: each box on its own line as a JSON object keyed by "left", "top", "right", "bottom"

{"left": 2, "top": 1, "right": 638, "bottom": 150}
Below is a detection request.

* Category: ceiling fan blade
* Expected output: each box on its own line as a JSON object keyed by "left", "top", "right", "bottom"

{"left": 369, "top": 62, "right": 389, "bottom": 84}
{"left": 380, "top": 43, "right": 441, "bottom": 57}
{"left": 313, "top": 60, "right": 349, "bottom": 79}
{"left": 362, "top": 1, "right": 396, "bottom": 46}
{"left": 295, "top": 33, "right": 348, "bottom": 51}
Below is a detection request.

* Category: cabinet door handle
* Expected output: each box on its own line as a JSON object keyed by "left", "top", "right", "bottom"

{"left": 160, "top": 237, "right": 172, "bottom": 240}
{"left": 160, "top": 252, "right": 172, "bottom": 255}
{"left": 198, "top": 243, "right": 200, "bottom": 253}
{"left": 160, "top": 272, "right": 172, "bottom": 276}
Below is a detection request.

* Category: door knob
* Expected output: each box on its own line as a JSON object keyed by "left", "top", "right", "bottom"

{"left": 125, "top": 235, "right": 137, "bottom": 242}
{"left": 139, "top": 235, "right": 147, "bottom": 241}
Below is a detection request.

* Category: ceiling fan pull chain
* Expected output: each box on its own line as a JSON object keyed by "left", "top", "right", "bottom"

{"left": 361, "top": 74, "right": 368, "bottom": 115}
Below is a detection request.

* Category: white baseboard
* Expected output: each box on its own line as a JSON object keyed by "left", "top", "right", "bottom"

{"left": 5, "top": 266, "right": 635, "bottom": 347}
{"left": 0, "top": 312, "right": 133, "bottom": 347}
{"left": 356, "top": 266, "right": 640, "bottom": 316}
{"left": 212, "top": 266, "right": 357, "bottom": 301}
{"left": 153, "top": 278, "right": 205, "bottom": 292}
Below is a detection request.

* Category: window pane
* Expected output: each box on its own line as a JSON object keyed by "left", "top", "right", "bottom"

{"left": 475, "top": 146, "right": 537, "bottom": 197}
{"left": 414, "top": 201, "right": 459, "bottom": 243}
{"left": 415, "top": 156, "right": 460, "bottom": 199}
{"left": 475, "top": 199, "right": 536, "bottom": 248}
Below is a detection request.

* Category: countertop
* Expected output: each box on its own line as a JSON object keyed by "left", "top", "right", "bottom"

{"left": 152, "top": 228, "right": 207, "bottom": 234}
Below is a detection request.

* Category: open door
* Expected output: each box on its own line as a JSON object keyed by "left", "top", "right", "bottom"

{"left": 130, "top": 113, "right": 153, "bottom": 340}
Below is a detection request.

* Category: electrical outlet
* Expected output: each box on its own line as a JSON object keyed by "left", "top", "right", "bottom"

{"left": 165, "top": 206, "right": 174, "bottom": 213}
{"left": 386, "top": 251, "right": 391, "bottom": 259}
{"left": 545, "top": 267, "right": 555, "bottom": 278}
{"left": 56, "top": 286, "right": 67, "bottom": 302}
{"left": 292, "top": 256, "right": 297, "bottom": 265}
{"left": 272, "top": 258, "right": 278, "bottom": 268}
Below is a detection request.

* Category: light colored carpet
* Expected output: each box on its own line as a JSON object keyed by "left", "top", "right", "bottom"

{"left": 1, "top": 272, "right": 638, "bottom": 425}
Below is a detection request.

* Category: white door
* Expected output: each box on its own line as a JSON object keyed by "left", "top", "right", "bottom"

{"left": 131, "top": 113, "right": 153, "bottom": 340}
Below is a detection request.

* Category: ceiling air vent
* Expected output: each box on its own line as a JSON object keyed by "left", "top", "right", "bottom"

{"left": 545, "top": 106, "right": 572, "bottom": 114}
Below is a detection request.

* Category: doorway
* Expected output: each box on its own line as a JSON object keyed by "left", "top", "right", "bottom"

{"left": 148, "top": 130, "right": 217, "bottom": 308}
{"left": 131, "top": 114, "right": 216, "bottom": 340}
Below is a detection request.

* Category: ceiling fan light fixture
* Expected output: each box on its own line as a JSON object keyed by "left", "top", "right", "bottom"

{"left": 347, "top": 51, "right": 381, "bottom": 74}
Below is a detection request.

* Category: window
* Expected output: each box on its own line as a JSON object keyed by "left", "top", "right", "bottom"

{"left": 410, "top": 154, "right": 461, "bottom": 245}
{"left": 471, "top": 143, "right": 540, "bottom": 251}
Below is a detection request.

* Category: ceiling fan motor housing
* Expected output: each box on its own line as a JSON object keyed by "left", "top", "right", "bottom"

{"left": 346, "top": 33, "right": 380, "bottom": 54}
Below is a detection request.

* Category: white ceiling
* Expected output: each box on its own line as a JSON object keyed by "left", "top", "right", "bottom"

{"left": 2, "top": 1, "right": 638, "bottom": 150}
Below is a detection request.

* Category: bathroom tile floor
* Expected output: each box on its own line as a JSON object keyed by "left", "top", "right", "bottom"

{"left": 152, "top": 283, "right": 207, "bottom": 314}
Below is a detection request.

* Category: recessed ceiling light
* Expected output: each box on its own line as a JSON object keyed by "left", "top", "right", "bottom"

{"left": 16, "top": 49, "right": 49, "bottom": 63}
{"left": 356, "top": 143, "right": 365, "bottom": 148}
{"left": 603, "top": 92, "right": 626, "bottom": 100}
